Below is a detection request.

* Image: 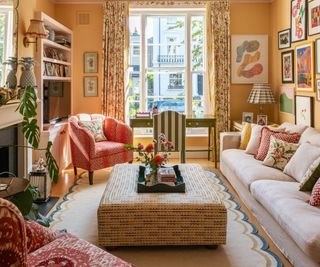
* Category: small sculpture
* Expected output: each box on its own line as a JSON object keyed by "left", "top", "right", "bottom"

{"left": 36, "top": 157, "right": 46, "bottom": 172}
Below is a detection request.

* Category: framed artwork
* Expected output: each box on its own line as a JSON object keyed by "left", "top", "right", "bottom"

{"left": 291, "top": 0, "right": 307, "bottom": 43}
{"left": 49, "top": 82, "right": 63, "bottom": 97}
{"left": 295, "top": 42, "right": 314, "bottom": 92}
{"left": 45, "top": 63, "right": 54, "bottom": 76}
{"left": 295, "top": 95, "right": 314, "bottom": 126}
{"left": 84, "top": 52, "right": 98, "bottom": 73}
{"left": 279, "top": 85, "right": 295, "bottom": 114}
{"left": 231, "top": 35, "right": 268, "bottom": 84}
{"left": 281, "top": 50, "right": 294, "bottom": 83}
{"left": 317, "top": 79, "right": 320, "bottom": 101}
{"left": 242, "top": 112, "right": 254, "bottom": 123}
{"left": 308, "top": 0, "right": 320, "bottom": 36}
{"left": 315, "top": 38, "right": 320, "bottom": 74}
{"left": 278, "top": 29, "right": 291, "bottom": 49}
{"left": 257, "top": 115, "right": 268, "bottom": 126}
{"left": 83, "top": 76, "right": 98, "bottom": 97}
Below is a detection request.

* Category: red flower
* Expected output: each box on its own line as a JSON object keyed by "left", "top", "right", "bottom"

{"left": 137, "top": 143, "right": 144, "bottom": 151}
{"left": 153, "top": 154, "right": 163, "bottom": 165}
{"left": 145, "top": 143, "right": 154, "bottom": 154}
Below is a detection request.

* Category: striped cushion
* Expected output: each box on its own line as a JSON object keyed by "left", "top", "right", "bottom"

{"left": 153, "top": 111, "right": 186, "bottom": 152}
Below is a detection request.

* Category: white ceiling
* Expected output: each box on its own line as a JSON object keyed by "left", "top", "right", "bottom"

{"left": 53, "top": 0, "right": 273, "bottom": 4}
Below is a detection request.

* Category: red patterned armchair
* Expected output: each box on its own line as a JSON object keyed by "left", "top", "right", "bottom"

{"left": 68, "top": 114, "right": 133, "bottom": 184}
{"left": 0, "top": 198, "right": 134, "bottom": 267}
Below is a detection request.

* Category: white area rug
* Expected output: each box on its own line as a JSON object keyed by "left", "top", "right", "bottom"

{"left": 49, "top": 167, "right": 283, "bottom": 267}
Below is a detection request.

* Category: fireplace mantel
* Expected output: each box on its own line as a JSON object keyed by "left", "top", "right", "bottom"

{"left": 0, "top": 101, "right": 23, "bottom": 130}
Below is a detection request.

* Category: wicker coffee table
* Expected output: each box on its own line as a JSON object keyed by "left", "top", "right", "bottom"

{"left": 98, "top": 164, "right": 227, "bottom": 247}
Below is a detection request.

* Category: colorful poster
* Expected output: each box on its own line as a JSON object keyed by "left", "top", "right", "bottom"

{"left": 231, "top": 35, "right": 268, "bottom": 84}
{"left": 308, "top": 0, "right": 320, "bottom": 36}
{"left": 279, "top": 85, "right": 295, "bottom": 114}
{"left": 291, "top": 0, "right": 307, "bottom": 42}
{"left": 295, "top": 43, "right": 314, "bottom": 92}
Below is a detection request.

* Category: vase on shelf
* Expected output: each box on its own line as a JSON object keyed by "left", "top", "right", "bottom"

{"left": 3, "top": 57, "right": 17, "bottom": 94}
{"left": 18, "top": 57, "right": 37, "bottom": 99}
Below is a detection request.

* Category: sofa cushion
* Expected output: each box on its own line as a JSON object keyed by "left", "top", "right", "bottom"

{"left": 300, "top": 127, "right": 320, "bottom": 145}
{"left": 251, "top": 180, "right": 320, "bottom": 262}
{"left": 240, "top": 122, "right": 251, "bottom": 150}
{"left": 79, "top": 120, "right": 107, "bottom": 142}
{"left": 222, "top": 149, "right": 294, "bottom": 189}
{"left": 279, "top": 122, "right": 308, "bottom": 134}
{"left": 300, "top": 157, "right": 320, "bottom": 192}
{"left": 310, "top": 179, "right": 320, "bottom": 206}
{"left": 245, "top": 124, "right": 263, "bottom": 155}
{"left": 94, "top": 141, "right": 127, "bottom": 158}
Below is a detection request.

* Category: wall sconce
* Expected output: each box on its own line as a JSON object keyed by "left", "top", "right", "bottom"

{"left": 23, "top": 19, "right": 48, "bottom": 51}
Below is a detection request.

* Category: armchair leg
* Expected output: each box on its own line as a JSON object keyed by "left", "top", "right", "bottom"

{"left": 89, "top": 171, "right": 93, "bottom": 185}
{"left": 74, "top": 167, "right": 77, "bottom": 176}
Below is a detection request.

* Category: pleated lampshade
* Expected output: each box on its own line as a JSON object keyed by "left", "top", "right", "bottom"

{"left": 247, "top": 83, "right": 276, "bottom": 104}
{"left": 25, "top": 19, "right": 48, "bottom": 39}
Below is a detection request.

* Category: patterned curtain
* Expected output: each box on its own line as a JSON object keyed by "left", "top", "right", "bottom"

{"left": 206, "top": 0, "right": 231, "bottom": 133}
{"left": 102, "top": 1, "right": 129, "bottom": 121}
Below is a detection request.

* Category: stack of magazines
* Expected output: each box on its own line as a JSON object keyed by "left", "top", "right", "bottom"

{"left": 157, "top": 167, "right": 176, "bottom": 186}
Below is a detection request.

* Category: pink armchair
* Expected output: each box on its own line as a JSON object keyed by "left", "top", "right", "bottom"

{"left": 68, "top": 114, "right": 133, "bottom": 184}
{"left": 0, "top": 198, "right": 134, "bottom": 267}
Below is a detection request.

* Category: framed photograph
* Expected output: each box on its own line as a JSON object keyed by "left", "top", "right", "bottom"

{"left": 291, "top": 0, "right": 307, "bottom": 43}
{"left": 84, "top": 76, "right": 98, "bottom": 97}
{"left": 257, "top": 115, "right": 268, "bottom": 126}
{"left": 315, "top": 38, "right": 320, "bottom": 74}
{"left": 45, "top": 63, "right": 54, "bottom": 76}
{"left": 242, "top": 112, "right": 254, "bottom": 123}
{"left": 278, "top": 29, "right": 291, "bottom": 49}
{"left": 49, "top": 82, "right": 63, "bottom": 97}
{"left": 231, "top": 35, "right": 268, "bottom": 84}
{"left": 317, "top": 79, "right": 320, "bottom": 101}
{"left": 281, "top": 50, "right": 294, "bottom": 83}
{"left": 308, "top": 0, "right": 320, "bottom": 36}
{"left": 84, "top": 52, "right": 98, "bottom": 73}
{"left": 280, "top": 84, "right": 295, "bottom": 114}
{"left": 295, "top": 95, "right": 314, "bottom": 126}
{"left": 295, "top": 42, "right": 314, "bottom": 92}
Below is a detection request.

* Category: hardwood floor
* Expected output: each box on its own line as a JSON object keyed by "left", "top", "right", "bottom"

{"left": 51, "top": 159, "right": 292, "bottom": 267}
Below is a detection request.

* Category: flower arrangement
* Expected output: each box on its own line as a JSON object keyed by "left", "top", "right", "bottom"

{"left": 126, "top": 133, "right": 174, "bottom": 183}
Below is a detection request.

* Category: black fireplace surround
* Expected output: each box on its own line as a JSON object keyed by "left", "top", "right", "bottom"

{"left": 0, "top": 125, "right": 18, "bottom": 177}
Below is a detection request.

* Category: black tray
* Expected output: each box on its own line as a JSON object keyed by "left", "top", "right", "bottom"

{"left": 137, "top": 165, "right": 185, "bottom": 193}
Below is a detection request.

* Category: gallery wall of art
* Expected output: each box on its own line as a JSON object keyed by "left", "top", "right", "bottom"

{"left": 270, "top": 0, "right": 320, "bottom": 130}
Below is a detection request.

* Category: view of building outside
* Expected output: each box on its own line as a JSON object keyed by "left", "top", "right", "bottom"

{"left": 127, "top": 13, "right": 205, "bottom": 119}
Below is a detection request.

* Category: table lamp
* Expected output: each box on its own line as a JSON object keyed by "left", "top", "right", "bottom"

{"left": 247, "top": 83, "right": 275, "bottom": 114}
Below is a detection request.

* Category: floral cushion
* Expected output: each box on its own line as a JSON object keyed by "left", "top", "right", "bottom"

{"left": 78, "top": 120, "right": 107, "bottom": 142}
{"left": 262, "top": 136, "right": 299, "bottom": 170}
{"left": 255, "top": 127, "right": 300, "bottom": 161}
{"left": 300, "top": 157, "right": 320, "bottom": 192}
{"left": 310, "top": 178, "right": 320, "bottom": 206}
{"left": 25, "top": 220, "right": 64, "bottom": 253}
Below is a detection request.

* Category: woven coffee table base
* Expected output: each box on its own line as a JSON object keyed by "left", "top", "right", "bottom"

{"left": 98, "top": 164, "right": 227, "bottom": 247}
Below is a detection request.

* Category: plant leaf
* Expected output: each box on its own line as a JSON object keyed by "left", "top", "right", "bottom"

{"left": 46, "top": 141, "right": 59, "bottom": 183}
{"left": 17, "top": 86, "right": 38, "bottom": 119}
{"left": 22, "top": 117, "right": 40, "bottom": 148}
{"left": 9, "top": 186, "right": 34, "bottom": 216}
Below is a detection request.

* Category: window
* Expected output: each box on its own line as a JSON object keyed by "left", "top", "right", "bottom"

{"left": 127, "top": 9, "right": 206, "bottom": 131}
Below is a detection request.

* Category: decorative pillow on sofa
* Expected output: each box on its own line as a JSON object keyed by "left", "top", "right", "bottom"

{"left": 309, "top": 178, "right": 320, "bottom": 206}
{"left": 299, "top": 157, "right": 320, "bottom": 191}
{"left": 26, "top": 220, "right": 64, "bottom": 253}
{"left": 78, "top": 120, "right": 107, "bottom": 142}
{"left": 255, "top": 127, "right": 300, "bottom": 161}
{"left": 262, "top": 136, "right": 299, "bottom": 170}
{"left": 240, "top": 122, "right": 252, "bottom": 150}
{"left": 283, "top": 143, "right": 320, "bottom": 183}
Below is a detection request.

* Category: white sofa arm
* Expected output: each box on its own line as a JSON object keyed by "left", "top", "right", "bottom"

{"left": 220, "top": 132, "right": 241, "bottom": 154}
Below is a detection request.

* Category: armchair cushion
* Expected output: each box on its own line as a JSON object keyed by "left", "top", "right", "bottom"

{"left": 79, "top": 120, "right": 107, "bottom": 142}
{"left": 94, "top": 141, "right": 127, "bottom": 158}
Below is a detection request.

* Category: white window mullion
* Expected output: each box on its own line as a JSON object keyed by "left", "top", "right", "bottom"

{"left": 140, "top": 14, "right": 146, "bottom": 112}
{"left": 185, "top": 14, "right": 192, "bottom": 116}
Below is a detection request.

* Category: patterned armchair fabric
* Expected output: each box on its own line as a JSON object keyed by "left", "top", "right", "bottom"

{"left": 69, "top": 114, "right": 133, "bottom": 184}
{"left": 0, "top": 198, "right": 134, "bottom": 267}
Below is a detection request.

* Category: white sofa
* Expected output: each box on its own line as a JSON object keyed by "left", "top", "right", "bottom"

{"left": 220, "top": 124, "right": 320, "bottom": 267}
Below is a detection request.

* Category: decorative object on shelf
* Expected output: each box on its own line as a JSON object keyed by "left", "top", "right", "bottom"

{"left": 0, "top": 87, "right": 11, "bottom": 105}
{"left": 316, "top": 80, "right": 320, "bottom": 101}
{"left": 19, "top": 57, "right": 37, "bottom": 98}
{"left": 242, "top": 112, "right": 253, "bottom": 123}
{"left": 3, "top": 57, "right": 18, "bottom": 90}
{"left": 257, "top": 115, "right": 268, "bottom": 126}
{"left": 136, "top": 111, "right": 151, "bottom": 118}
{"left": 295, "top": 42, "right": 314, "bottom": 92}
{"left": 247, "top": 83, "right": 276, "bottom": 114}
{"left": 278, "top": 29, "right": 291, "bottom": 49}
{"left": 295, "top": 95, "right": 314, "bottom": 127}
{"left": 231, "top": 35, "right": 268, "bottom": 84}
{"left": 23, "top": 19, "right": 48, "bottom": 51}
{"left": 308, "top": 0, "right": 320, "bottom": 36}
{"left": 152, "top": 105, "right": 158, "bottom": 115}
{"left": 315, "top": 38, "right": 320, "bottom": 74}
{"left": 47, "top": 28, "right": 55, "bottom": 42}
{"left": 291, "top": 0, "right": 307, "bottom": 43}
{"left": 281, "top": 50, "right": 294, "bottom": 83}
{"left": 279, "top": 84, "right": 295, "bottom": 114}
{"left": 83, "top": 76, "right": 98, "bottom": 96}
{"left": 84, "top": 52, "right": 98, "bottom": 73}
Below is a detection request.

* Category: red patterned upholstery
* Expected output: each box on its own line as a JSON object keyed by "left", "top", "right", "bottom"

{"left": 0, "top": 198, "right": 134, "bottom": 267}
{"left": 310, "top": 179, "right": 320, "bottom": 206}
{"left": 69, "top": 114, "right": 133, "bottom": 184}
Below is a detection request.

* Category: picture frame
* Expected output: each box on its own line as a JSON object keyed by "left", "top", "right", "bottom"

{"left": 45, "top": 63, "right": 54, "bottom": 76}
{"left": 257, "top": 115, "right": 268, "bottom": 126}
{"left": 315, "top": 38, "right": 320, "bottom": 74}
{"left": 242, "top": 112, "right": 254, "bottom": 123}
{"left": 84, "top": 76, "right": 98, "bottom": 97}
{"left": 295, "top": 95, "right": 314, "bottom": 126}
{"left": 84, "top": 52, "right": 98, "bottom": 73}
{"left": 308, "top": 0, "right": 320, "bottom": 36}
{"left": 279, "top": 84, "right": 295, "bottom": 114}
{"left": 278, "top": 29, "right": 291, "bottom": 49}
{"left": 295, "top": 42, "right": 314, "bottom": 92}
{"left": 49, "top": 82, "right": 63, "bottom": 97}
{"left": 231, "top": 35, "right": 268, "bottom": 84}
{"left": 291, "top": 0, "right": 307, "bottom": 43}
{"left": 316, "top": 79, "right": 320, "bottom": 101}
{"left": 281, "top": 50, "right": 294, "bottom": 83}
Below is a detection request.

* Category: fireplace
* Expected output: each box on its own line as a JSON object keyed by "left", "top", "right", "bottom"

{"left": 0, "top": 126, "right": 18, "bottom": 176}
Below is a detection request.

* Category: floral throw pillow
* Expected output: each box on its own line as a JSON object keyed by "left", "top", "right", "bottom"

{"left": 310, "top": 178, "right": 320, "bottom": 206}
{"left": 78, "top": 120, "right": 107, "bottom": 142}
{"left": 262, "top": 136, "right": 299, "bottom": 170}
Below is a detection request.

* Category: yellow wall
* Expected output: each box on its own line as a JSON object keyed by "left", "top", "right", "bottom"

{"left": 270, "top": 0, "right": 320, "bottom": 130}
